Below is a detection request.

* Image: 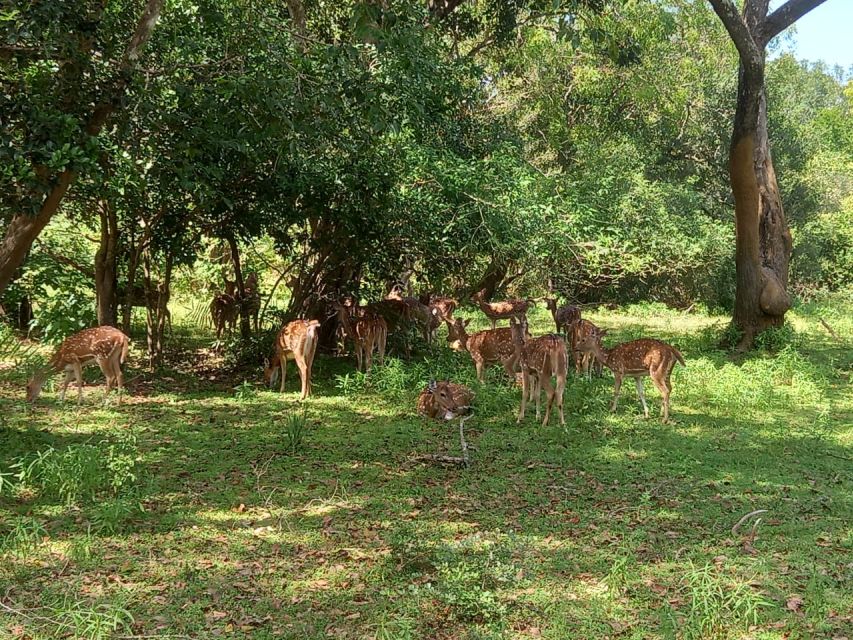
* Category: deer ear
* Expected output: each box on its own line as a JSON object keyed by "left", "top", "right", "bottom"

{"left": 599, "top": 329, "right": 608, "bottom": 337}
{"left": 463, "top": 319, "right": 471, "bottom": 327}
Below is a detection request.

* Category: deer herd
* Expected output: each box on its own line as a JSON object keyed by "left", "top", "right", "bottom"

{"left": 25, "top": 283, "right": 686, "bottom": 424}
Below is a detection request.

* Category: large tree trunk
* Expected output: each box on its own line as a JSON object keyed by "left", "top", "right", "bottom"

{"left": 708, "top": 0, "right": 827, "bottom": 349}
{"left": 95, "top": 200, "right": 119, "bottom": 326}
{"left": 226, "top": 234, "right": 252, "bottom": 339}
{"left": 0, "top": 0, "right": 164, "bottom": 296}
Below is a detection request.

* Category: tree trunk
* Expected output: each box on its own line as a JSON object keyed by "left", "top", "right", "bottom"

{"left": 143, "top": 250, "right": 156, "bottom": 368}
{"left": 154, "top": 251, "right": 174, "bottom": 359}
{"left": 94, "top": 200, "right": 119, "bottom": 326}
{"left": 706, "top": 0, "right": 825, "bottom": 349}
{"left": 226, "top": 234, "right": 252, "bottom": 339}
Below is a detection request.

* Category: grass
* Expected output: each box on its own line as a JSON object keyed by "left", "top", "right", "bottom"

{"left": 0, "top": 299, "right": 851, "bottom": 639}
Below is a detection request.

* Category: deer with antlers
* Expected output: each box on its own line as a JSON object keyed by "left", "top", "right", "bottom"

{"left": 471, "top": 289, "right": 533, "bottom": 330}
{"left": 263, "top": 319, "right": 321, "bottom": 399}
{"left": 417, "top": 380, "right": 474, "bottom": 420}
{"left": 26, "top": 326, "right": 131, "bottom": 404}
{"left": 575, "top": 333, "right": 685, "bottom": 423}
{"left": 446, "top": 317, "right": 524, "bottom": 382}
{"left": 333, "top": 300, "right": 387, "bottom": 373}
{"left": 510, "top": 319, "right": 567, "bottom": 426}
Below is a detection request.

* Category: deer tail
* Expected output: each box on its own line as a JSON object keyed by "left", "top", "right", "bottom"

{"left": 674, "top": 348, "right": 686, "bottom": 367}
{"left": 120, "top": 335, "right": 130, "bottom": 364}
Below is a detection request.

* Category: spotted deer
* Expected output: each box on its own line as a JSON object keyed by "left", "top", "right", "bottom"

{"left": 263, "top": 319, "right": 321, "bottom": 399}
{"left": 26, "top": 326, "right": 131, "bottom": 404}
{"left": 544, "top": 298, "right": 581, "bottom": 336}
{"left": 572, "top": 319, "right": 605, "bottom": 378}
{"left": 471, "top": 289, "right": 534, "bottom": 330}
{"left": 575, "top": 334, "right": 685, "bottom": 423}
{"left": 333, "top": 301, "right": 387, "bottom": 373}
{"left": 510, "top": 320, "right": 567, "bottom": 426}
{"left": 446, "top": 317, "right": 524, "bottom": 382}
{"left": 417, "top": 380, "right": 474, "bottom": 420}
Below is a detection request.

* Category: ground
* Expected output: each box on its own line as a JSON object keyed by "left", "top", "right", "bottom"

{"left": 0, "top": 301, "right": 851, "bottom": 640}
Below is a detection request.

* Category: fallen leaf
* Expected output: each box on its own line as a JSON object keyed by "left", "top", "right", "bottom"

{"left": 786, "top": 595, "right": 804, "bottom": 612}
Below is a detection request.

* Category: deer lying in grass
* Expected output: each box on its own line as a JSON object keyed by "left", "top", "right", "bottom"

{"left": 575, "top": 333, "right": 685, "bottom": 423}
{"left": 544, "top": 298, "right": 581, "bottom": 336}
{"left": 333, "top": 300, "right": 387, "bottom": 373}
{"left": 572, "top": 319, "right": 605, "bottom": 378}
{"left": 26, "top": 326, "right": 131, "bottom": 404}
{"left": 510, "top": 320, "right": 567, "bottom": 426}
{"left": 263, "top": 319, "right": 321, "bottom": 399}
{"left": 446, "top": 318, "right": 524, "bottom": 382}
{"left": 417, "top": 380, "right": 474, "bottom": 420}
{"left": 471, "top": 289, "right": 534, "bottom": 330}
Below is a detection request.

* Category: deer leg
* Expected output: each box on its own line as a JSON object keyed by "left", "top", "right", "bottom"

{"left": 355, "top": 342, "right": 363, "bottom": 372}
{"left": 517, "top": 368, "right": 529, "bottom": 424}
{"left": 73, "top": 360, "right": 84, "bottom": 404}
{"left": 541, "top": 375, "right": 554, "bottom": 427}
{"left": 652, "top": 371, "right": 671, "bottom": 423}
{"left": 534, "top": 373, "right": 542, "bottom": 420}
{"left": 59, "top": 369, "right": 74, "bottom": 402}
{"left": 378, "top": 329, "right": 386, "bottom": 367}
{"left": 297, "top": 359, "right": 309, "bottom": 400}
{"left": 610, "top": 374, "right": 623, "bottom": 412}
{"left": 279, "top": 358, "right": 287, "bottom": 393}
{"left": 365, "top": 336, "right": 374, "bottom": 374}
{"left": 555, "top": 372, "right": 566, "bottom": 427}
{"left": 635, "top": 378, "right": 649, "bottom": 418}
{"left": 490, "top": 319, "right": 496, "bottom": 331}
{"left": 475, "top": 359, "right": 485, "bottom": 382}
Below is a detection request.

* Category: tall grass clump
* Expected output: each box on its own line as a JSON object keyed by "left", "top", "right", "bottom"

{"left": 5, "top": 433, "right": 141, "bottom": 505}
{"left": 674, "top": 563, "right": 773, "bottom": 640}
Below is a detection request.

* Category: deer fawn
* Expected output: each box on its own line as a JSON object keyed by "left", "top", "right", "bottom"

{"left": 575, "top": 334, "right": 685, "bottom": 423}
{"left": 471, "top": 289, "right": 533, "bottom": 330}
{"left": 417, "top": 380, "right": 474, "bottom": 420}
{"left": 264, "top": 319, "right": 321, "bottom": 399}
{"left": 446, "top": 317, "right": 523, "bottom": 382}
{"left": 26, "top": 326, "right": 131, "bottom": 404}
{"left": 333, "top": 300, "right": 387, "bottom": 373}
{"left": 510, "top": 320, "right": 567, "bottom": 426}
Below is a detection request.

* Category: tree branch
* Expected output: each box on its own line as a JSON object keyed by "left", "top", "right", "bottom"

{"left": 707, "top": 0, "right": 762, "bottom": 64}
{"left": 761, "top": 0, "right": 829, "bottom": 43}
{"left": 428, "top": 0, "right": 469, "bottom": 22}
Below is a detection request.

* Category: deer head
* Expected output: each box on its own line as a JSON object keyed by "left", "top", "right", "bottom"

{"left": 446, "top": 318, "right": 471, "bottom": 351}
{"left": 423, "top": 379, "right": 473, "bottom": 420}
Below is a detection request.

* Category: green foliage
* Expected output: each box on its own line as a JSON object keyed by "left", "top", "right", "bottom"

{"left": 233, "top": 380, "right": 257, "bottom": 401}
{"left": 676, "top": 563, "right": 773, "bottom": 640}
{"left": 754, "top": 322, "right": 801, "bottom": 352}
{"left": 6, "top": 433, "right": 140, "bottom": 505}
{"left": 1, "top": 516, "right": 47, "bottom": 558}
{"left": 283, "top": 412, "right": 307, "bottom": 455}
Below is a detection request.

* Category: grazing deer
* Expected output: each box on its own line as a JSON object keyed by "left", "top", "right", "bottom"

{"left": 576, "top": 334, "right": 685, "bottom": 423}
{"left": 263, "top": 319, "right": 321, "bottom": 399}
{"left": 510, "top": 320, "right": 567, "bottom": 426}
{"left": 333, "top": 300, "right": 387, "bottom": 373}
{"left": 572, "top": 319, "right": 605, "bottom": 378}
{"left": 417, "top": 380, "right": 474, "bottom": 420}
{"left": 471, "top": 289, "right": 533, "bottom": 330}
{"left": 544, "top": 298, "right": 580, "bottom": 336}
{"left": 26, "top": 326, "right": 131, "bottom": 404}
{"left": 446, "top": 317, "right": 523, "bottom": 382}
